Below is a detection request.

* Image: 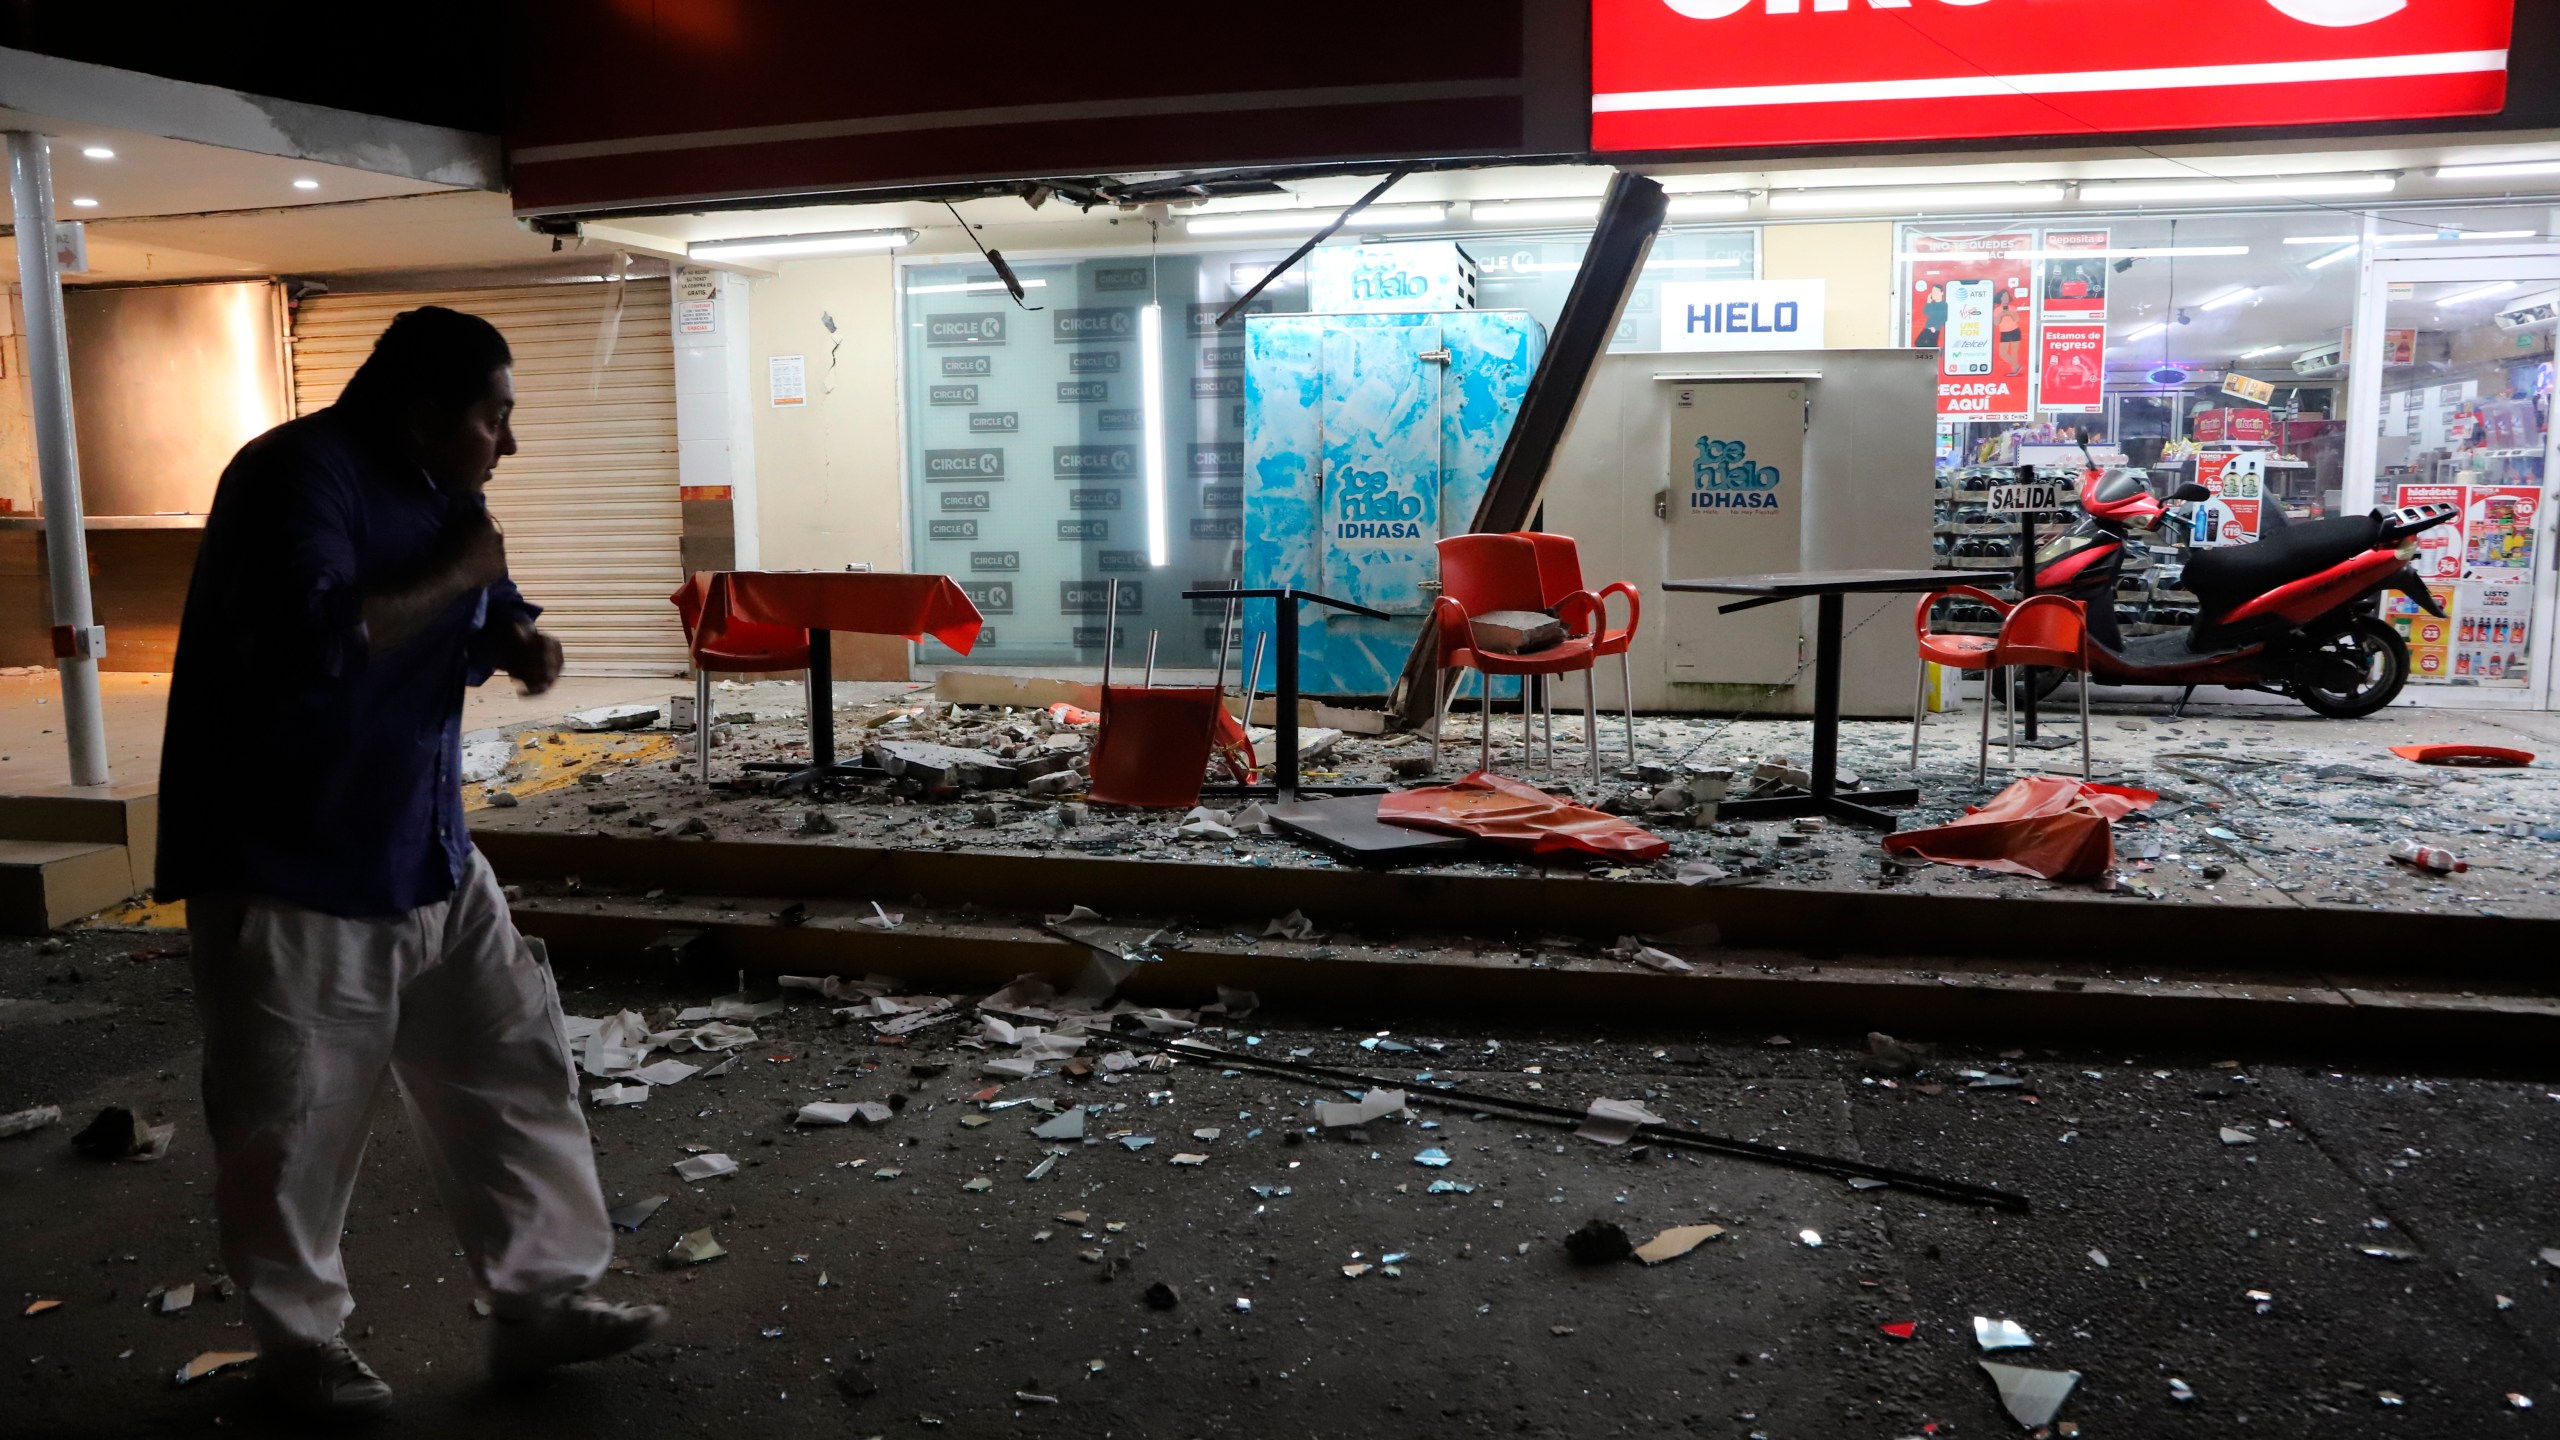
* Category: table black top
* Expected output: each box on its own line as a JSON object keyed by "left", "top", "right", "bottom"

{"left": 1662, "top": 568, "right": 1968, "bottom": 597}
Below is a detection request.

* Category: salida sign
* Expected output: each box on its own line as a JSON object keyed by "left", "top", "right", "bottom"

{"left": 1592, "top": 0, "right": 2515, "bottom": 152}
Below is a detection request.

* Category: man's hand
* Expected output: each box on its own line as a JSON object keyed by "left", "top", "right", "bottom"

{"left": 364, "top": 508, "right": 509, "bottom": 653}
{"left": 494, "top": 620, "right": 565, "bottom": 695}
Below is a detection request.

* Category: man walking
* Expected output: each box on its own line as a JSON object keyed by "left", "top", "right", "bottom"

{"left": 158, "top": 306, "right": 666, "bottom": 1418}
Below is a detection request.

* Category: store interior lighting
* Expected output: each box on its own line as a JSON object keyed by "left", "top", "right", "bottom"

{"left": 2121, "top": 320, "right": 2171, "bottom": 342}
{"left": 2434, "top": 158, "right": 2560, "bottom": 180}
{"left": 2200, "top": 287, "right": 2256, "bottom": 311}
{"left": 1663, "top": 192, "right": 1752, "bottom": 218}
{"left": 1180, "top": 204, "right": 1447, "bottom": 236}
{"left": 690, "top": 227, "right": 918, "bottom": 260}
{"left": 1138, "top": 302, "right": 1168, "bottom": 568}
{"left": 2438, "top": 280, "right": 2520, "bottom": 306}
{"left": 2235, "top": 344, "right": 2289, "bottom": 360}
{"left": 2081, "top": 174, "right": 2395, "bottom": 203}
{"left": 2284, "top": 228, "right": 2537, "bottom": 247}
{"left": 1470, "top": 199, "right": 1603, "bottom": 224}
{"left": 905, "top": 277, "right": 1050, "bottom": 296}
{"left": 2305, "top": 244, "right": 2361, "bottom": 270}
{"left": 1770, "top": 184, "right": 2067, "bottom": 215}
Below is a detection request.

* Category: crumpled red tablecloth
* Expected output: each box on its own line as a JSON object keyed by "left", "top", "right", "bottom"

{"left": 671, "top": 571, "right": 983, "bottom": 669}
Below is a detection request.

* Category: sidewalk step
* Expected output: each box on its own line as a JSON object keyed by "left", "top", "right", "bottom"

{"left": 0, "top": 784, "right": 156, "bottom": 897}
{"left": 0, "top": 839, "right": 141, "bottom": 933}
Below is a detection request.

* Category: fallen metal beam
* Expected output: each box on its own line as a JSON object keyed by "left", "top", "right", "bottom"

{"left": 1388, "top": 170, "right": 1668, "bottom": 726}
{"left": 1213, "top": 167, "right": 1409, "bottom": 330}
{"left": 996, "top": 1012, "right": 2032, "bottom": 1213}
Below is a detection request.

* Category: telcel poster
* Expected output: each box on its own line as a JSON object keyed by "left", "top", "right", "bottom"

{"left": 1910, "top": 234, "right": 2033, "bottom": 422}
{"left": 2039, "top": 230, "right": 2107, "bottom": 412}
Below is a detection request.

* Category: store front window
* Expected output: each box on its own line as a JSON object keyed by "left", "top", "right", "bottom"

{"left": 900, "top": 226, "right": 1759, "bottom": 667}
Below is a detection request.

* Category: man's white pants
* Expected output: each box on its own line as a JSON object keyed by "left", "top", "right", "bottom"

{"left": 189, "top": 849, "right": 612, "bottom": 1351}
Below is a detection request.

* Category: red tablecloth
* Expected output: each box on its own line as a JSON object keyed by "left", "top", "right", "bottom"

{"left": 671, "top": 571, "right": 983, "bottom": 670}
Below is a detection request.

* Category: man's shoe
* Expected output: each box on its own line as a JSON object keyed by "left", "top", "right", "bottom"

{"left": 257, "top": 1338, "right": 395, "bottom": 1419}
{"left": 489, "top": 1292, "right": 668, "bottom": 1380}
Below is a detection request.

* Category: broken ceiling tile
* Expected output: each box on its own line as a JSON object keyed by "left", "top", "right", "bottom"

{"left": 1980, "top": 1361, "right": 2080, "bottom": 1429}
{"left": 673, "top": 1153, "right": 738, "bottom": 1181}
{"left": 1317, "top": 1089, "right": 1407, "bottom": 1128}
{"left": 1575, "top": 1096, "right": 1665, "bottom": 1146}
{"left": 1632, "top": 1224, "right": 1726, "bottom": 1266}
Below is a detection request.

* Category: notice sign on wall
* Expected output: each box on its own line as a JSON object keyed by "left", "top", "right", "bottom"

{"left": 770, "top": 354, "right": 807, "bottom": 407}
{"left": 1909, "top": 236, "right": 2033, "bottom": 422}
{"left": 1658, "top": 280, "right": 1826, "bottom": 352}
{"left": 1591, "top": 0, "right": 2515, "bottom": 153}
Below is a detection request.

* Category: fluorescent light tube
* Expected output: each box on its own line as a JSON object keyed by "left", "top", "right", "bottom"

{"left": 2200, "top": 287, "right": 2255, "bottom": 311}
{"left": 690, "top": 228, "right": 917, "bottom": 260}
{"left": 2121, "top": 321, "right": 2170, "bottom": 341}
{"left": 2082, "top": 174, "right": 2394, "bottom": 202}
{"left": 1773, "top": 185, "right": 2067, "bottom": 214}
{"left": 1664, "top": 193, "right": 1752, "bottom": 218}
{"left": 1140, "top": 303, "right": 1168, "bottom": 568}
{"left": 905, "top": 278, "right": 1049, "bottom": 295}
{"left": 2434, "top": 159, "right": 2560, "bottom": 180}
{"left": 1471, "top": 199, "right": 1605, "bottom": 224}
{"left": 2439, "top": 281, "right": 2520, "bottom": 306}
{"left": 2305, "top": 244, "right": 2361, "bottom": 270}
{"left": 1181, "top": 204, "right": 1447, "bottom": 236}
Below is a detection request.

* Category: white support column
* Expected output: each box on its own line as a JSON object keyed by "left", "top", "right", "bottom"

{"left": 671, "top": 264, "right": 759, "bottom": 572}
{"left": 8, "top": 131, "right": 107, "bottom": 786}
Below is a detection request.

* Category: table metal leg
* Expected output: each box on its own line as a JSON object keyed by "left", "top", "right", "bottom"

{"left": 807, "top": 628, "right": 835, "bottom": 772}
{"left": 696, "top": 667, "right": 712, "bottom": 789}
{"left": 1809, "top": 591, "right": 1843, "bottom": 803}
{"left": 1274, "top": 593, "right": 1300, "bottom": 803}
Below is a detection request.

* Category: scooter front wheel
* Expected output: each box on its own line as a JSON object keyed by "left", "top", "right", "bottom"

{"left": 2294, "top": 615, "right": 2408, "bottom": 719}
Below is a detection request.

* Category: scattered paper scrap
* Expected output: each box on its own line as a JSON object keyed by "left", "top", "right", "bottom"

{"left": 158, "top": 1284, "right": 195, "bottom": 1314}
{"left": 1633, "top": 1224, "right": 1726, "bottom": 1266}
{"left": 632, "top": 1059, "right": 702, "bottom": 1086}
{"left": 1170, "top": 1153, "right": 1209, "bottom": 1167}
{"left": 0, "top": 1104, "right": 63, "bottom": 1139}
{"left": 174, "top": 1350, "right": 258, "bottom": 1385}
{"left": 1317, "top": 1089, "right": 1407, "bottom": 1128}
{"left": 674, "top": 1153, "right": 739, "bottom": 1181}
{"left": 588, "top": 1083, "right": 649, "bottom": 1108}
{"left": 1263, "top": 909, "right": 1318, "bottom": 941}
{"left": 667, "top": 1229, "right": 726, "bottom": 1266}
{"left": 1575, "top": 1096, "right": 1665, "bottom": 1146}
{"left": 1981, "top": 1362, "right": 2081, "bottom": 1429}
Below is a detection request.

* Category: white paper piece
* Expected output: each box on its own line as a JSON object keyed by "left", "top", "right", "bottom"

{"left": 984, "top": 1057, "right": 1038, "bottom": 1079}
{"left": 680, "top": 1022, "right": 760, "bottom": 1052}
{"left": 1044, "top": 905, "right": 1104, "bottom": 927}
{"left": 561, "top": 1015, "right": 603, "bottom": 1041}
{"left": 1019, "top": 1031, "right": 1087, "bottom": 1062}
{"left": 632, "top": 1059, "right": 702, "bottom": 1086}
{"left": 1125, "top": 1007, "right": 1197, "bottom": 1035}
{"left": 1576, "top": 1096, "right": 1666, "bottom": 1145}
{"left": 709, "top": 994, "right": 785, "bottom": 1021}
{"left": 796, "top": 1101, "right": 887, "bottom": 1126}
{"left": 1317, "top": 1089, "right": 1409, "bottom": 1128}
{"left": 674, "top": 1153, "right": 739, "bottom": 1181}
{"left": 1674, "top": 860, "right": 1730, "bottom": 886}
{"left": 588, "top": 1083, "right": 650, "bottom": 1108}
{"left": 858, "top": 901, "right": 903, "bottom": 931}
{"left": 1176, "top": 806, "right": 1238, "bottom": 840}
{"left": 1609, "top": 936, "right": 1693, "bottom": 973}
{"left": 1263, "top": 909, "right": 1318, "bottom": 941}
{"left": 1232, "top": 801, "right": 1273, "bottom": 834}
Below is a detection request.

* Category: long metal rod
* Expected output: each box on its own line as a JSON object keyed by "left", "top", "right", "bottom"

{"left": 989, "top": 1007, "right": 2029, "bottom": 1213}
{"left": 9, "top": 132, "right": 106, "bottom": 786}
{"left": 1213, "top": 167, "right": 1408, "bottom": 329}
{"left": 1100, "top": 578, "right": 1119, "bottom": 689}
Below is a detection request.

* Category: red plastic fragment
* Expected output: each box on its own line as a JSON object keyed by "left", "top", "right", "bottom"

{"left": 1880, "top": 1321, "right": 1918, "bottom": 1341}
{"left": 2388, "top": 743, "right": 2534, "bottom": 768}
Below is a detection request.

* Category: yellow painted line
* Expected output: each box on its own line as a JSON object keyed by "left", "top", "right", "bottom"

{"left": 467, "top": 731, "right": 676, "bottom": 809}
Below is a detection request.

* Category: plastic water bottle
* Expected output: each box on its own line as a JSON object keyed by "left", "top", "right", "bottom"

{"left": 2389, "top": 840, "right": 2466, "bottom": 874}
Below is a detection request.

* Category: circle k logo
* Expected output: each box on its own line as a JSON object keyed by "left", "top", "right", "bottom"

{"left": 1660, "top": 0, "right": 2403, "bottom": 23}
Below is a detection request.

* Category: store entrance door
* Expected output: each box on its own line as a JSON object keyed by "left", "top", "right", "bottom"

{"left": 2346, "top": 250, "right": 2560, "bottom": 709}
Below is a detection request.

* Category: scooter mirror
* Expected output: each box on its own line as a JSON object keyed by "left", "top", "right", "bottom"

{"left": 2173, "top": 483, "right": 2212, "bottom": 502}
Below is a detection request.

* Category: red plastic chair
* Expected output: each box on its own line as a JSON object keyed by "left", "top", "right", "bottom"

{"left": 1990, "top": 595, "right": 2093, "bottom": 781}
{"left": 1430, "top": 534, "right": 1598, "bottom": 775}
{"left": 1086, "top": 687, "right": 1227, "bottom": 809}
{"left": 1912, "top": 584, "right": 2016, "bottom": 782}
{"left": 672, "top": 573, "right": 814, "bottom": 786}
{"left": 1517, "top": 532, "right": 1642, "bottom": 768}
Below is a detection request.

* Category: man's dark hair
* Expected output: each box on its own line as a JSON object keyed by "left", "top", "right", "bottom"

{"left": 336, "top": 305, "right": 512, "bottom": 423}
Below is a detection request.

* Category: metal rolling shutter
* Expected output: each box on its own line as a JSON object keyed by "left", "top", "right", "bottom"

{"left": 291, "top": 279, "right": 688, "bottom": 676}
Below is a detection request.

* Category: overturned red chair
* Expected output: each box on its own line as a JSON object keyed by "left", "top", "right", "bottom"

{"left": 1083, "top": 581, "right": 1258, "bottom": 810}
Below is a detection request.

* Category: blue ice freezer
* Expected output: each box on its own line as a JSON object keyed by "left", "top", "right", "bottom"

{"left": 1240, "top": 310, "right": 1545, "bottom": 698}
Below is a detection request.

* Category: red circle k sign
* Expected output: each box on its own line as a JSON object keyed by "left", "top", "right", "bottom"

{"left": 1593, "top": 0, "right": 2515, "bottom": 152}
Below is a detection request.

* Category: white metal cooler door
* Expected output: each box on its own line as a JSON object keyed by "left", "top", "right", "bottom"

{"left": 291, "top": 279, "right": 688, "bottom": 677}
{"left": 1663, "top": 380, "right": 1807, "bottom": 684}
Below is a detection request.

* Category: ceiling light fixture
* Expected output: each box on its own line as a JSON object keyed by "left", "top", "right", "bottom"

{"left": 1889, "top": 245, "right": 2246, "bottom": 262}
{"left": 2305, "top": 244, "right": 2361, "bottom": 270}
{"left": 2200, "top": 287, "right": 2256, "bottom": 311}
{"left": 2439, "top": 280, "right": 2520, "bottom": 305}
{"left": 2434, "top": 158, "right": 2560, "bottom": 180}
{"left": 1664, "top": 193, "right": 1753, "bottom": 218}
{"left": 80, "top": 146, "right": 112, "bottom": 160}
{"left": 2121, "top": 321, "right": 2171, "bottom": 342}
{"left": 292, "top": 178, "right": 320, "bottom": 191}
{"left": 904, "top": 277, "right": 1051, "bottom": 296}
{"left": 689, "top": 227, "right": 919, "bottom": 260}
{"left": 69, "top": 197, "right": 97, "bottom": 208}
{"left": 1181, "top": 204, "right": 1448, "bottom": 236}
{"left": 1771, "top": 184, "right": 2067, "bottom": 214}
{"left": 2236, "top": 344, "right": 2288, "bottom": 360}
{"left": 1470, "top": 199, "right": 1605, "bottom": 224}
{"left": 2082, "top": 174, "right": 2395, "bottom": 203}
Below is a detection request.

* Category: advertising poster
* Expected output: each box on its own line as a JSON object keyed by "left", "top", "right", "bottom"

{"left": 2194, "top": 451, "right": 2264, "bottom": 548}
{"left": 1909, "top": 234, "right": 2034, "bottom": 422}
{"left": 2039, "top": 324, "right": 2105, "bottom": 411}
{"left": 2041, "top": 231, "right": 2109, "bottom": 318}
{"left": 2385, "top": 581, "right": 2459, "bottom": 685}
{"left": 2455, "top": 579, "right": 2531, "bottom": 685}
{"left": 2397, "top": 483, "right": 2467, "bottom": 582}
{"left": 2465, "top": 486, "right": 2539, "bottom": 576}
{"left": 2038, "top": 230, "right": 2106, "bottom": 413}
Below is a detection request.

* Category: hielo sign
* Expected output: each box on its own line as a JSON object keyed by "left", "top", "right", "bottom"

{"left": 1659, "top": 280, "right": 1826, "bottom": 353}
{"left": 1593, "top": 0, "right": 2514, "bottom": 152}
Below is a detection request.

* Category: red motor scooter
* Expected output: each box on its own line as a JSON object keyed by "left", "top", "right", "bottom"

{"left": 2016, "top": 440, "right": 2454, "bottom": 718}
